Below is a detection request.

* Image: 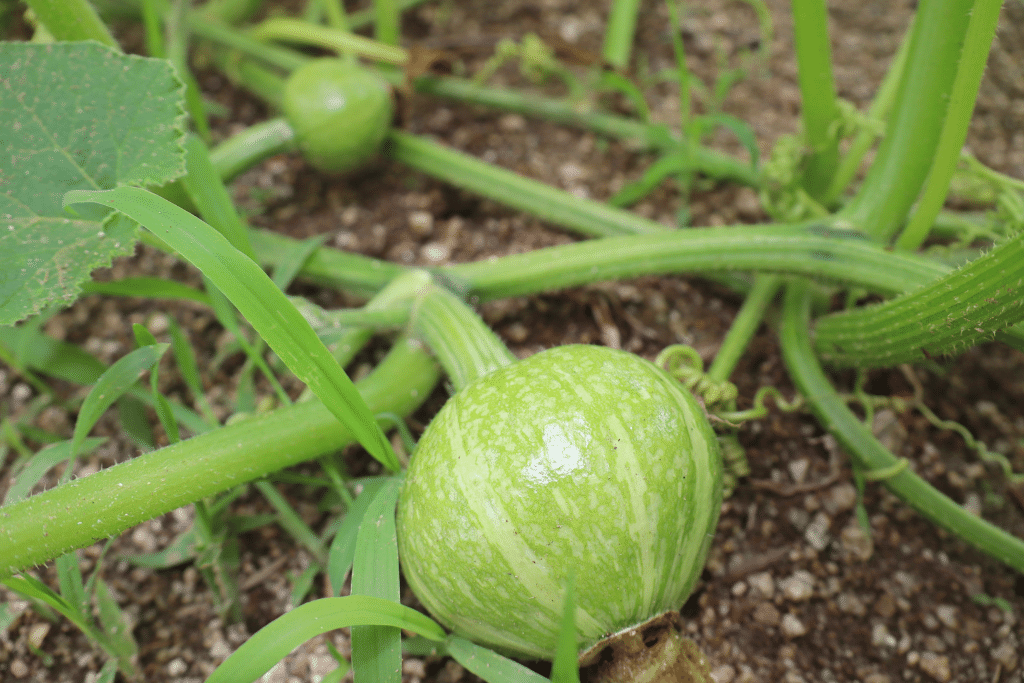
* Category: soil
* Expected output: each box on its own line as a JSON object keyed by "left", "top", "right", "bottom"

{"left": 2, "top": 1, "right": 1024, "bottom": 682}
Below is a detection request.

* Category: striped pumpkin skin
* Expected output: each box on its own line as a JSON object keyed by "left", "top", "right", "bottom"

{"left": 396, "top": 345, "right": 723, "bottom": 661}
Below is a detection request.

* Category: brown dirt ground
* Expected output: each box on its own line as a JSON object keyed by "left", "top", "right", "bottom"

{"left": 2, "top": 1, "right": 1024, "bottom": 682}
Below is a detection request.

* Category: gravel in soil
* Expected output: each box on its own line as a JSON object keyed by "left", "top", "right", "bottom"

{"left": 2, "top": 1, "right": 1024, "bottom": 682}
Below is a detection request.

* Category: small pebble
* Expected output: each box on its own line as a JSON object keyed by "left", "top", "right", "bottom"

{"left": 992, "top": 641, "right": 1019, "bottom": 671}
{"left": 781, "top": 570, "right": 815, "bottom": 602}
{"left": 26, "top": 622, "right": 50, "bottom": 649}
{"left": 735, "top": 668, "right": 758, "bottom": 683}
{"left": 962, "top": 492, "right": 983, "bottom": 516}
{"left": 874, "top": 593, "right": 897, "bottom": 619}
{"left": 438, "top": 660, "right": 465, "bottom": 683}
{"left": 804, "top": 512, "right": 831, "bottom": 551}
{"left": 132, "top": 526, "right": 158, "bottom": 553}
{"left": 734, "top": 188, "right": 762, "bottom": 219}
{"left": 558, "top": 161, "right": 586, "bottom": 185}
{"left": 840, "top": 523, "right": 874, "bottom": 561}
{"left": 420, "top": 242, "right": 450, "bottom": 264}
{"left": 731, "top": 580, "right": 748, "bottom": 597}
{"left": 497, "top": 114, "right": 526, "bottom": 132}
{"left": 781, "top": 613, "right": 808, "bottom": 638}
{"left": 166, "top": 658, "right": 188, "bottom": 677}
{"left": 403, "top": 659, "right": 428, "bottom": 678}
{"left": 147, "top": 313, "right": 169, "bottom": 335}
{"left": 262, "top": 660, "right": 288, "bottom": 683}
{"left": 309, "top": 652, "right": 339, "bottom": 680}
{"left": 754, "top": 602, "right": 781, "bottom": 627}
{"left": 747, "top": 571, "right": 775, "bottom": 599}
{"left": 408, "top": 210, "right": 434, "bottom": 235}
{"left": 837, "top": 592, "right": 867, "bottom": 617}
{"left": 823, "top": 482, "right": 858, "bottom": 514}
{"left": 918, "top": 652, "right": 951, "bottom": 682}
{"left": 10, "top": 660, "right": 29, "bottom": 679}
{"left": 787, "top": 507, "right": 810, "bottom": 532}
{"left": 872, "top": 622, "right": 897, "bottom": 649}
{"left": 935, "top": 604, "right": 958, "bottom": 629}
{"left": 710, "top": 664, "right": 737, "bottom": 683}
{"left": 208, "top": 630, "right": 232, "bottom": 659}
{"left": 922, "top": 635, "right": 946, "bottom": 653}
{"left": 788, "top": 458, "right": 809, "bottom": 484}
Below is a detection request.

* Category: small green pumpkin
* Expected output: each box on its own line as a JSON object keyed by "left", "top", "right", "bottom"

{"left": 282, "top": 59, "right": 392, "bottom": 173}
{"left": 397, "top": 344, "right": 723, "bottom": 660}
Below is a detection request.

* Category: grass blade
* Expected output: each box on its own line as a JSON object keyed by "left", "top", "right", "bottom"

{"left": 351, "top": 479, "right": 402, "bottom": 683}
{"left": 63, "top": 187, "right": 400, "bottom": 472}
{"left": 0, "top": 325, "right": 208, "bottom": 434}
{"left": 3, "top": 437, "right": 106, "bottom": 505}
{"left": 180, "top": 134, "right": 256, "bottom": 260}
{"left": 204, "top": 596, "right": 445, "bottom": 683}
{"left": 327, "top": 478, "right": 392, "bottom": 593}
{"left": 271, "top": 235, "right": 329, "bottom": 292}
{"left": 71, "top": 344, "right": 169, "bottom": 461}
{"left": 55, "top": 553, "right": 87, "bottom": 625}
{"left": 134, "top": 323, "right": 180, "bottom": 444}
{"left": 167, "top": 317, "right": 220, "bottom": 428}
{"left": 95, "top": 659, "right": 119, "bottom": 683}
{"left": 254, "top": 480, "right": 325, "bottom": 560}
{"left": 81, "top": 277, "right": 212, "bottom": 304}
{"left": 549, "top": 575, "right": 579, "bottom": 683}
{"left": 94, "top": 577, "right": 139, "bottom": 669}
{"left": 446, "top": 637, "right": 548, "bottom": 683}
{"left": 1, "top": 575, "right": 97, "bottom": 639}
{"left": 602, "top": 0, "right": 640, "bottom": 68}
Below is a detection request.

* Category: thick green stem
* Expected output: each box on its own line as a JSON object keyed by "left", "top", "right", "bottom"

{"left": 250, "top": 220, "right": 951, "bottom": 305}
{"left": 388, "top": 131, "right": 664, "bottom": 237}
{"left": 441, "top": 222, "right": 950, "bottom": 301}
{"left": 210, "top": 118, "right": 296, "bottom": 183}
{"left": 842, "top": 0, "right": 974, "bottom": 242}
{"left": 822, "top": 18, "right": 913, "bottom": 205}
{"left": 373, "top": 0, "right": 400, "bottom": 46}
{"left": 219, "top": 57, "right": 288, "bottom": 109}
{"left": 780, "top": 282, "right": 1024, "bottom": 574}
{"left": 250, "top": 229, "right": 404, "bottom": 297}
{"left": 813, "top": 230, "right": 1024, "bottom": 367}
{"left": 790, "top": 0, "right": 840, "bottom": 199}
{"left": 895, "top": 0, "right": 1003, "bottom": 251}
{"left": 25, "top": 0, "right": 118, "bottom": 47}
{"left": 190, "top": 16, "right": 310, "bottom": 72}
{"left": 409, "top": 275, "right": 517, "bottom": 391}
{"left": 251, "top": 17, "right": 408, "bottom": 64}
{"left": 0, "top": 337, "right": 439, "bottom": 578}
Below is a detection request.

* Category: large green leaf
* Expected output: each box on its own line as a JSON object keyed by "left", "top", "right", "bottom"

{"left": 0, "top": 41, "right": 186, "bottom": 324}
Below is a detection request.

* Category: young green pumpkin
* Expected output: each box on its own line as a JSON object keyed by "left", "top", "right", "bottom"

{"left": 281, "top": 59, "right": 393, "bottom": 173}
{"left": 397, "top": 345, "right": 723, "bottom": 661}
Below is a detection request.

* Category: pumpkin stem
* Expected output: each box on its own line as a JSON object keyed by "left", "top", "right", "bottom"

{"left": 579, "top": 611, "right": 713, "bottom": 683}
